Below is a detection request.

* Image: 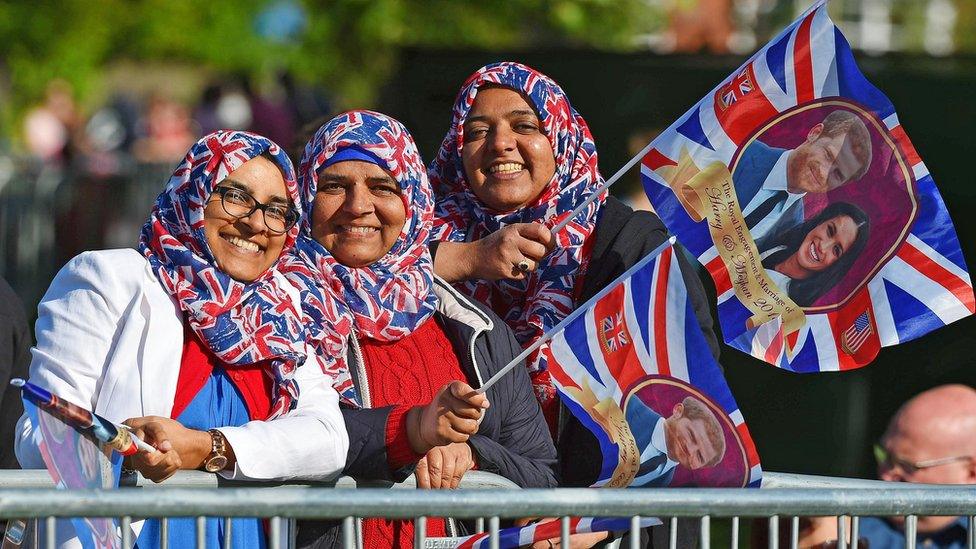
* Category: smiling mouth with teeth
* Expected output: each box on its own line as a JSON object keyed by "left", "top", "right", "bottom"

{"left": 809, "top": 242, "right": 821, "bottom": 262}
{"left": 343, "top": 226, "right": 379, "bottom": 234}
{"left": 224, "top": 235, "right": 261, "bottom": 253}
{"left": 484, "top": 162, "right": 525, "bottom": 175}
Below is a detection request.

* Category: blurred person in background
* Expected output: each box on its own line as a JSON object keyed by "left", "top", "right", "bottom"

{"left": 428, "top": 60, "right": 718, "bottom": 549}
{"left": 22, "top": 79, "right": 81, "bottom": 163}
{"left": 859, "top": 384, "right": 976, "bottom": 548}
{"left": 0, "top": 277, "right": 29, "bottom": 469}
{"left": 133, "top": 94, "right": 196, "bottom": 163}
{"left": 287, "top": 110, "right": 556, "bottom": 548}
{"left": 194, "top": 83, "right": 226, "bottom": 136}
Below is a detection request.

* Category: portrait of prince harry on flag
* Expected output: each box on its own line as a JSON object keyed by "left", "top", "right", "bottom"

{"left": 622, "top": 376, "right": 750, "bottom": 487}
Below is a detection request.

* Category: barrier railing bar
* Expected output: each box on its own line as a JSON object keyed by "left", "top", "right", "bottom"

{"left": 560, "top": 516, "right": 569, "bottom": 549}
{"left": 222, "top": 516, "right": 232, "bottom": 549}
{"left": 851, "top": 516, "right": 859, "bottom": 548}
{"left": 905, "top": 515, "right": 916, "bottom": 549}
{"left": 414, "top": 515, "right": 426, "bottom": 549}
{"left": 731, "top": 516, "right": 739, "bottom": 549}
{"left": 269, "top": 516, "right": 281, "bottom": 549}
{"left": 2, "top": 487, "right": 975, "bottom": 519}
{"left": 161, "top": 517, "right": 168, "bottom": 548}
{"left": 489, "top": 516, "right": 499, "bottom": 549}
{"left": 344, "top": 517, "right": 354, "bottom": 549}
{"left": 0, "top": 470, "right": 949, "bottom": 490}
{"left": 700, "top": 515, "right": 710, "bottom": 549}
{"left": 768, "top": 515, "right": 778, "bottom": 549}
{"left": 968, "top": 515, "right": 974, "bottom": 549}
{"left": 121, "top": 515, "right": 132, "bottom": 548}
{"left": 196, "top": 515, "right": 205, "bottom": 548}
{"left": 669, "top": 516, "right": 677, "bottom": 549}
{"left": 475, "top": 517, "right": 484, "bottom": 534}
{"left": 44, "top": 516, "right": 54, "bottom": 549}
{"left": 790, "top": 516, "right": 799, "bottom": 549}
{"left": 629, "top": 515, "right": 640, "bottom": 549}
{"left": 837, "top": 514, "right": 847, "bottom": 549}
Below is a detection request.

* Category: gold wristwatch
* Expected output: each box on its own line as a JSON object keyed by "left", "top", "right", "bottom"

{"left": 202, "top": 429, "right": 228, "bottom": 473}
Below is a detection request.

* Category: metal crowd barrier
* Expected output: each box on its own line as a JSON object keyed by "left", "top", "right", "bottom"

{"left": 0, "top": 471, "right": 973, "bottom": 549}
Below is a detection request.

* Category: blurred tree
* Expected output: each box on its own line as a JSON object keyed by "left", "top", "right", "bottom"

{"left": 0, "top": 0, "right": 663, "bottom": 142}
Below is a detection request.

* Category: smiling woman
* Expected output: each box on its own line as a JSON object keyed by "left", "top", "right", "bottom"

{"left": 285, "top": 110, "right": 556, "bottom": 549}
{"left": 204, "top": 154, "right": 298, "bottom": 282}
{"left": 759, "top": 201, "right": 871, "bottom": 306}
{"left": 15, "top": 131, "right": 349, "bottom": 549}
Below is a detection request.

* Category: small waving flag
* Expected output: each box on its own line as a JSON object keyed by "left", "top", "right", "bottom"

{"left": 639, "top": 0, "right": 973, "bottom": 372}
{"left": 547, "top": 242, "right": 761, "bottom": 489}
{"left": 17, "top": 380, "right": 135, "bottom": 549}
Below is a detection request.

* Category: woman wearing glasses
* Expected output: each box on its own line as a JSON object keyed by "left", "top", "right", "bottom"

{"left": 15, "top": 131, "right": 349, "bottom": 548}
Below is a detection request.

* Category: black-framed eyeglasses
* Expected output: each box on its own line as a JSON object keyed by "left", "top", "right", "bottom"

{"left": 211, "top": 186, "right": 298, "bottom": 235}
{"left": 873, "top": 443, "right": 972, "bottom": 475}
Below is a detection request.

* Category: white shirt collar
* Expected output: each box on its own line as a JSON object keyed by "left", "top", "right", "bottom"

{"left": 761, "top": 150, "right": 794, "bottom": 194}
{"left": 651, "top": 417, "right": 669, "bottom": 457}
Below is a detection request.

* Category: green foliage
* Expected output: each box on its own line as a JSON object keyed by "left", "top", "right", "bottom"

{"left": 0, "top": 0, "right": 664, "bottom": 132}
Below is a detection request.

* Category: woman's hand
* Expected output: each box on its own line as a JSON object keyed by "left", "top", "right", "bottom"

{"left": 123, "top": 416, "right": 215, "bottom": 472}
{"left": 121, "top": 421, "right": 182, "bottom": 483}
{"left": 433, "top": 223, "right": 555, "bottom": 283}
{"left": 406, "top": 381, "right": 489, "bottom": 454}
{"left": 415, "top": 442, "right": 477, "bottom": 489}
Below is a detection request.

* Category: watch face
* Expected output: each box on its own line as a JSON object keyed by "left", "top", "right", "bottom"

{"left": 204, "top": 455, "right": 228, "bottom": 473}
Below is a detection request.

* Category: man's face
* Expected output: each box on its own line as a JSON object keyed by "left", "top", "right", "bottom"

{"left": 786, "top": 123, "right": 866, "bottom": 194}
{"left": 665, "top": 405, "right": 722, "bottom": 470}
{"left": 878, "top": 419, "right": 975, "bottom": 533}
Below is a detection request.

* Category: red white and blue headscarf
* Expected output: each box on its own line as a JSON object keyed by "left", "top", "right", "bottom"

{"left": 287, "top": 110, "right": 438, "bottom": 407}
{"left": 138, "top": 130, "right": 308, "bottom": 419}
{"left": 428, "top": 62, "right": 607, "bottom": 390}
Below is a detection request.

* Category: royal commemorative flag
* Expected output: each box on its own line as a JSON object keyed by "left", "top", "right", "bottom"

{"left": 640, "top": 1, "right": 974, "bottom": 372}
{"left": 547, "top": 241, "right": 761, "bottom": 489}
{"left": 23, "top": 396, "right": 124, "bottom": 549}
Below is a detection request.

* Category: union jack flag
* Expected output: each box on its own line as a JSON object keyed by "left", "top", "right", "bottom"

{"left": 639, "top": 1, "right": 973, "bottom": 373}
{"left": 451, "top": 243, "right": 760, "bottom": 548}
{"left": 601, "top": 312, "right": 630, "bottom": 352}
{"left": 719, "top": 69, "right": 755, "bottom": 110}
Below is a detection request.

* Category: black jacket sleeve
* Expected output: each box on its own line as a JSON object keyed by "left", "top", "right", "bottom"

{"left": 466, "top": 317, "right": 559, "bottom": 488}
{"left": 340, "top": 406, "right": 414, "bottom": 483}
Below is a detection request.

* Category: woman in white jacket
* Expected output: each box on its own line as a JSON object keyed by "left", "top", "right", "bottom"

{"left": 15, "top": 130, "right": 349, "bottom": 548}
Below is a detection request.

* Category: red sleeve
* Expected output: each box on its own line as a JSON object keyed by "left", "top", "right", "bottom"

{"left": 385, "top": 404, "right": 425, "bottom": 469}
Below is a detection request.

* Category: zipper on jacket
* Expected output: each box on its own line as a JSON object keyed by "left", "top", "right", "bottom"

{"left": 349, "top": 334, "right": 371, "bottom": 408}
{"left": 349, "top": 333, "right": 369, "bottom": 548}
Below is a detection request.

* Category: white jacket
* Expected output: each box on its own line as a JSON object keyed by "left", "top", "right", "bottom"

{"left": 15, "top": 248, "right": 349, "bottom": 481}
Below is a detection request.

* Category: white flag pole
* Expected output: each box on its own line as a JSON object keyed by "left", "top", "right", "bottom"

{"left": 549, "top": 140, "right": 656, "bottom": 234}
{"left": 477, "top": 236, "right": 676, "bottom": 394}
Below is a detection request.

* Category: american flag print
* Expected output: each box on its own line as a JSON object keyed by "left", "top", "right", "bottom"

{"left": 842, "top": 311, "right": 873, "bottom": 355}
{"left": 639, "top": 1, "right": 973, "bottom": 373}
{"left": 139, "top": 131, "right": 310, "bottom": 418}
{"left": 547, "top": 242, "right": 762, "bottom": 489}
{"left": 285, "top": 111, "right": 438, "bottom": 407}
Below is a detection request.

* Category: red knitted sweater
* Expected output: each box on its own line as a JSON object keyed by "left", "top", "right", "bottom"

{"left": 360, "top": 317, "right": 468, "bottom": 548}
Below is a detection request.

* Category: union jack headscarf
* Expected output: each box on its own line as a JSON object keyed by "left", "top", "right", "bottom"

{"left": 287, "top": 110, "right": 438, "bottom": 407}
{"left": 428, "top": 62, "right": 607, "bottom": 390}
{"left": 138, "top": 130, "right": 307, "bottom": 419}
